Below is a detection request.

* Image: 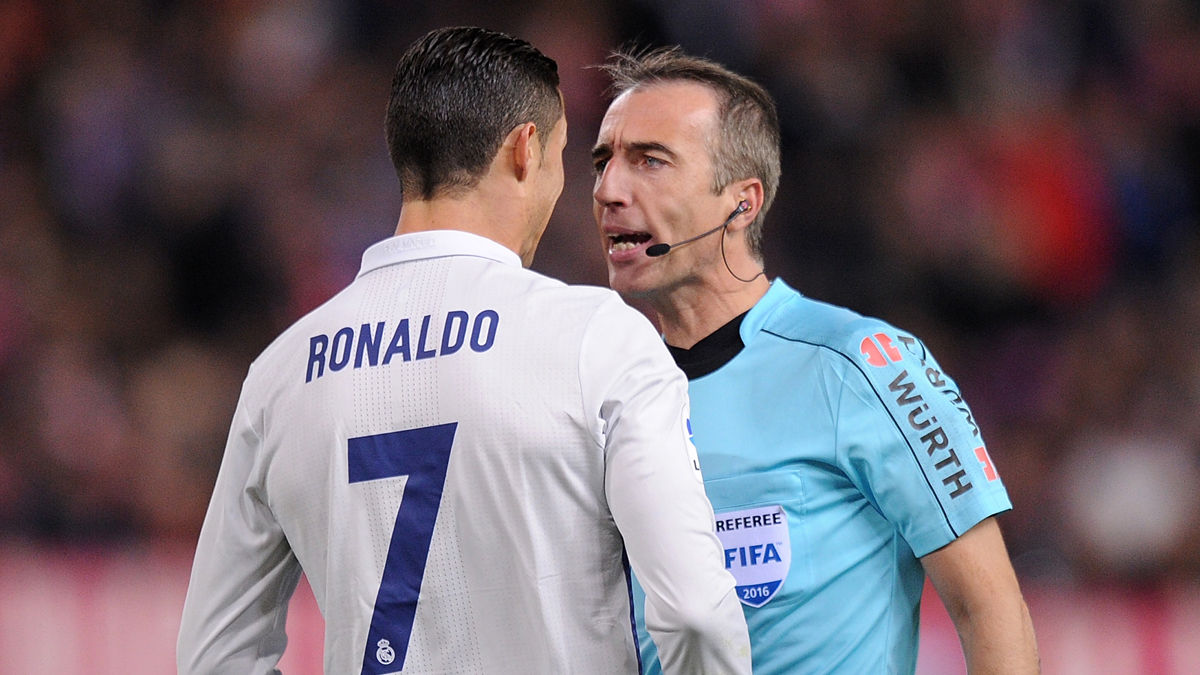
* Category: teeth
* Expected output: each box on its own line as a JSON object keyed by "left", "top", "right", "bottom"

{"left": 611, "top": 241, "right": 639, "bottom": 252}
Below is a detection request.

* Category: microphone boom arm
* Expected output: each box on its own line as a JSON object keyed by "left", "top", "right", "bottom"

{"left": 645, "top": 202, "right": 748, "bottom": 258}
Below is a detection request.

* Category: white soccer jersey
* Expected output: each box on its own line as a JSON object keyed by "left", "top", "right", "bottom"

{"left": 177, "top": 230, "right": 750, "bottom": 675}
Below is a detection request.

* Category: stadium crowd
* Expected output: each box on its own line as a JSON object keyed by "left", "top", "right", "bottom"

{"left": 0, "top": 0, "right": 1198, "bottom": 590}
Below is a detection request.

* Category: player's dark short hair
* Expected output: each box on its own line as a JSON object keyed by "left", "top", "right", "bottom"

{"left": 386, "top": 27, "right": 562, "bottom": 201}
{"left": 600, "top": 47, "right": 781, "bottom": 260}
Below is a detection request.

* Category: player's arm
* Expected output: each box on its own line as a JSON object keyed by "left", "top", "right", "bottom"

{"left": 177, "top": 382, "right": 300, "bottom": 675}
{"left": 921, "top": 517, "right": 1039, "bottom": 675}
{"left": 581, "top": 296, "right": 751, "bottom": 675}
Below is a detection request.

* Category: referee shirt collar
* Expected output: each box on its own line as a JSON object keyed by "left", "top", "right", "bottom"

{"left": 739, "top": 277, "right": 797, "bottom": 347}
{"left": 358, "top": 230, "right": 523, "bottom": 278}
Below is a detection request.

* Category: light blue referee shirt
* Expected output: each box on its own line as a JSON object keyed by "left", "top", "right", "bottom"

{"left": 632, "top": 278, "right": 1012, "bottom": 675}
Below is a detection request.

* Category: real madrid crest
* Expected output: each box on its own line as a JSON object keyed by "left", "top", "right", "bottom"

{"left": 376, "top": 639, "right": 396, "bottom": 665}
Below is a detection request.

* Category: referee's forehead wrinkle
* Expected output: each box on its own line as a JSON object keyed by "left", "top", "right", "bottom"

{"left": 601, "top": 84, "right": 714, "bottom": 151}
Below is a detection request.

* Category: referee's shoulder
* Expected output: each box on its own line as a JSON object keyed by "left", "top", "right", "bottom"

{"left": 763, "top": 293, "right": 945, "bottom": 410}
{"left": 760, "top": 292, "right": 896, "bottom": 359}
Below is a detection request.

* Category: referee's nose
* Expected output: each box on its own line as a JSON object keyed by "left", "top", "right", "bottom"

{"left": 593, "top": 155, "right": 631, "bottom": 214}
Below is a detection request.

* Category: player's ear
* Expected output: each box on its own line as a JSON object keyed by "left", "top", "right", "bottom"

{"left": 509, "top": 122, "right": 538, "bottom": 183}
{"left": 726, "top": 179, "right": 765, "bottom": 232}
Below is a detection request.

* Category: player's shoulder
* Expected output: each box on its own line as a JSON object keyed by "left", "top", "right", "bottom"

{"left": 242, "top": 282, "right": 359, "bottom": 387}
{"left": 515, "top": 269, "right": 618, "bottom": 309}
{"left": 502, "top": 267, "right": 633, "bottom": 326}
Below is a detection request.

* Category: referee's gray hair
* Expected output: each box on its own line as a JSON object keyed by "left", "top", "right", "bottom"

{"left": 600, "top": 47, "right": 781, "bottom": 260}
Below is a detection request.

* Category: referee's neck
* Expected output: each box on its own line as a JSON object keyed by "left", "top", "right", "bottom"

{"left": 654, "top": 276, "right": 770, "bottom": 350}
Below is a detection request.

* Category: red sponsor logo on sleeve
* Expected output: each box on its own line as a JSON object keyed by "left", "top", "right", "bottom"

{"left": 860, "top": 333, "right": 904, "bottom": 367}
{"left": 974, "top": 446, "right": 999, "bottom": 481}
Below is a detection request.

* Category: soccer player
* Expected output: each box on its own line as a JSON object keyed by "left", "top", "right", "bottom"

{"left": 591, "top": 47, "right": 1039, "bottom": 675}
{"left": 178, "top": 29, "right": 750, "bottom": 675}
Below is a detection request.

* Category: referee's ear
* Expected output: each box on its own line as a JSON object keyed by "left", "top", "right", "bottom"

{"left": 724, "top": 179, "right": 765, "bottom": 234}
{"left": 507, "top": 121, "right": 540, "bottom": 184}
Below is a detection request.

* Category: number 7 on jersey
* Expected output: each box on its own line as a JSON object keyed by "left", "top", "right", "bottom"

{"left": 348, "top": 423, "right": 458, "bottom": 675}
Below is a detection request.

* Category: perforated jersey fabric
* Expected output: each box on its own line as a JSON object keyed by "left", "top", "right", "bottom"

{"left": 178, "top": 230, "right": 750, "bottom": 675}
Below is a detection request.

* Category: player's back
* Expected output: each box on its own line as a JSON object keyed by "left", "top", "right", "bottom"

{"left": 182, "top": 232, "right": 648, "bottom": 675}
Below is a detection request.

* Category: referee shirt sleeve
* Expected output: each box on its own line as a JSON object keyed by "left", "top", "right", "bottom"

{"left": 579, "top": 296, "right": 752, "bottom": 675}
{"left": 177, "top": 377, "right": 301, "bottom": 675}
{"left": 832, "top": 327, "right": 1012, "bottom": 557}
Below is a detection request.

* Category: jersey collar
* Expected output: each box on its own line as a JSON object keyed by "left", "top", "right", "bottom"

{"left": 358, "top": 230, "right": 523, "bottom": 278}
{"left": 739, "top": 277, "right": 798, "bottom": 347}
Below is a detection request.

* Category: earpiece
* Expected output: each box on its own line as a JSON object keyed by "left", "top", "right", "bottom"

{"left": 721, "top": 200, "right": 763, "bottom": 283}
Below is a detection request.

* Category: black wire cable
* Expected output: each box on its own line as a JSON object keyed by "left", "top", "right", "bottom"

{"left": 720, "top": 225, "right": 765, "bottom": 283}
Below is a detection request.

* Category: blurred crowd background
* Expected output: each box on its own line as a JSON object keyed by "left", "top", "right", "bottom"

{"left": 1, "top": 0, "right": 1199, "bottom": 622}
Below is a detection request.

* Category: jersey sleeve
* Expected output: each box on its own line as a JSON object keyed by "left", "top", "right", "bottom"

{"left": 177, "top": 378, "right": 302, "bottom": 675}
{"left": 833, "top": 324, "right": 1012, "bottom": 557}
{"left": 579, "top": 296, "right": 752, "bottom": 675}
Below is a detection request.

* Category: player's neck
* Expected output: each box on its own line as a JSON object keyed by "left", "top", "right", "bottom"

{"left": 394, "top": 183, "right": 532, "bottom": 262}
{"left": 653, "top": 273, "right": 770, "bottom": 350}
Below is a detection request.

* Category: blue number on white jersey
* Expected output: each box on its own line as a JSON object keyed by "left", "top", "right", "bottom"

{"left": 348, "top": 423, "right": 458, "bottom": 674}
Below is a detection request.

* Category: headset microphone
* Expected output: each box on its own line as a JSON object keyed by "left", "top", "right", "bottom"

{"left": 645, "top": 201, "right": 749, "bottom": 258}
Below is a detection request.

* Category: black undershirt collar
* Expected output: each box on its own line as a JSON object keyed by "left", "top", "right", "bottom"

{"left": 666, "top": 311, "right": 748, "bottom": 380}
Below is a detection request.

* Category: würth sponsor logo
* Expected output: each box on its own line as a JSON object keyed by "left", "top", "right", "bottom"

{"left": 860, "top": 333, "right": 904, "bottom": 367}
{"left": 896, "top": 334, "right": 926, "bottom": 361}
{"left": 888, "top": 370, "right": 973, "bottom": 499}
{"left": 975, "top": 446, "right": 999, "bottom": 481}
{"left": 924, "top": 366, "right": 982, "bottom": 438}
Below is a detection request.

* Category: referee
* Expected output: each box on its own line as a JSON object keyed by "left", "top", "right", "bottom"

{"left": 592, "top": 47, "right": 1039, "bottom": 675}
{"left": 178, "top": 29, "right": 750, "bottom": 675}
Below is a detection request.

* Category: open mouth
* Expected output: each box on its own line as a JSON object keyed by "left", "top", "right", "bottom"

{"left": 608, "top": 232, "right": 652, "bottom": 253}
